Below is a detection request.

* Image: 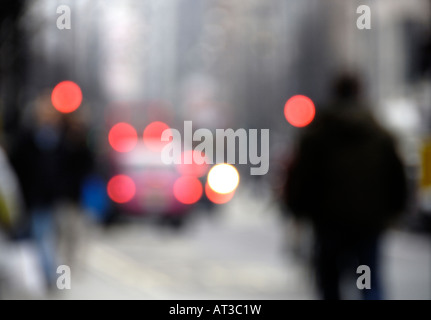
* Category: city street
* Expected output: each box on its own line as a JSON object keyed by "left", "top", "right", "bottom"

{"left": 42, "top": 186, "right": 431, "bottom": 300}
{"left": 1, "top": 0, "right": 431, "bottom": 302}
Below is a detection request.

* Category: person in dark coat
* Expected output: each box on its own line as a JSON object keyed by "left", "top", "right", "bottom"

{"left": 284, "top": 74, "right": 408, "bottom": 300}
{"left": 10, "top": 92, "right": 93, "bottom": 288}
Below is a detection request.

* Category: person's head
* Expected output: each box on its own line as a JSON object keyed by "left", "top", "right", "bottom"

{"left": 34, "top": 91, "right": 62, "bottom": 127}
{"left": 331, "top": 72, "right": 362, "bottom": 102}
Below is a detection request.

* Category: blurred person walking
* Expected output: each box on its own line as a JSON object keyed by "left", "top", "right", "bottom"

{"left": 10, "top": 92, "right": 93, "bottom": 289}
{"left": 283, "top": 74, "right": 408, "bottom": 300}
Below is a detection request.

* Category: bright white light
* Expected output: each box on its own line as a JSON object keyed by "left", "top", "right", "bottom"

{"left": 207, "top": 164, "right": 240, "bottom": 194}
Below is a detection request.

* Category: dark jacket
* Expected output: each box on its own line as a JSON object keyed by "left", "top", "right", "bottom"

{"left": 284, "top": 103, "right": 407, "bottom": 231}
{"left": 10, "top": 121, "right": 93, "bottom": 210}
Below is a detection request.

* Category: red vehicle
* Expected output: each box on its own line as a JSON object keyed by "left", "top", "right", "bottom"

{"left": 104, "top": 117, "right": 239, "bottom": 227}
{"left": 107, "top": 140, "right": 198, "bottom": 225}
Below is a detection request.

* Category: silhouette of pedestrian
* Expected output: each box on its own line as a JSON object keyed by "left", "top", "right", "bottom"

{"left": 10, "top": 91, "right": 93, "bottom": 288}
{"left": 284, "top": 73, "right": 408, "bottom": 300}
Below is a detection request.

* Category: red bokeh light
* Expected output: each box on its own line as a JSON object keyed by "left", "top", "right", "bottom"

{"left": 51, "top": 81, "right": 83, "bottom": 113}
{"left": 176, "top": 150, "right": 210, "bottom": 177}
{"left": 107, "top": 175, "right": 136, "bottom": 204}
{"left": 284, "top": 95, "right": 316, "bottom": 128}
{"left": 205, "top": 182, "right": 235, "bottom": 204}
{"left": 173, "top": 176, "right": 203, "bottom": 205}
{"left": 108, "top": 122, "right": 138, "bottom": 153}
{"left": 143, "top": 121, "right": 171, "bottom": 152}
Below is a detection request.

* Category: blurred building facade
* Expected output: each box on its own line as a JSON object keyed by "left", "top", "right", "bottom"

{"left": 1, "top": 0, "right": 430, "bottom": 182}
